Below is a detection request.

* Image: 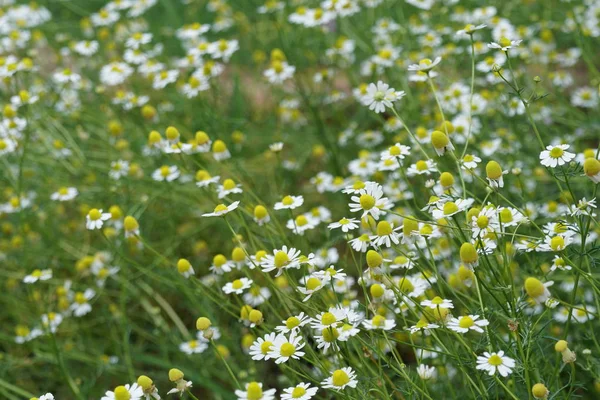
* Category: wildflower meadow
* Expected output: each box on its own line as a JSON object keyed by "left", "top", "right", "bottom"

{"left": 2, "top": 0, "right": 600, "bottom": 399}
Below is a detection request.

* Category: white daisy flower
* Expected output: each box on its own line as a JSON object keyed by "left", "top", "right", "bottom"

{"left": 321, "top": 367, "right": 358, "bottom": 391}
{"left": 362, "top": 315, "right": 396, "bottom": 330}
{"left": 268, "top": 332, "right": 306, "bottom": 364}
{"left": 260, "top": 246, "right": 302, "bottom": 276}
{"left": 476, "top": 351, "right": 516, "bottom": 377}
{"left": 274, "top": 195, "right": 304, "bottom": 210}
{"left": 101, "top": 384, "right": 144, "bottom": 400}
{"left": 539, "top": 144, "right": 576, "bottom": 168}
{"left": 50, "top": 187, "right": 78, "bottom": 201}
{"left": 201, "top": 201, "right": 240, "bottom": 217}
{"left": 280, "top": 382, "right": 318, "bottom": 400}
{"left": 86, "top": 209, "right": 112, "bottom": 230}
{"left": 421, "top": 297, "right": 454, "bottom": 309}
{"left": 328, "top": 217, "right": 360, "bottom": 232}
{"left": 235, "top": 382, "right": 276, "bottom": 400}
{"left": 23, "top": 269, "right": 52, "bottom": 284}
{"left": 447, "top": 315, "right": 489, "bottom": 333}
{"left": 362, "top": 80, "right": 405, "bottom": 113}
{"left": 222, "top": 278, "right": 253, "bottom": 295}
{"left": 249, "top": 332, "right": 277, "bottom": 361}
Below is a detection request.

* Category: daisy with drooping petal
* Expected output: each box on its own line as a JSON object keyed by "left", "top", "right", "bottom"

{"left": 235, "top": 382, "right": 276, "bottom": 400}
{"left": 268, "top": 332, "right": 306, "bottom": 364}
{"left": 476, "top": 351, "right": 516, "bottom": 377}
{"left": 249, "top": 332, "right": 277, "bottom": 361}
{"left": 274, "top": 195, "right": 304, "bottom": 210}
{"left": 50, "top": 187, "right": 78, "bottom": 201}
{"left": 421, "top": 297, "right": 454, "bottom": 309}
{"left": 448, "top": 315, "right": 489, "bottom": 333}
{"left": 328, "top": 217, "right": 360, "bottom": 232}
{"left": 179, "top": 339, "right": 208, "bottom": 355}
{"left": 202, "top": 201, "right": 240, "bottom": 217}
{"left": 280, "top": 382, "right": 318, "bottom": 400}
{"left": 86, "top": 208, "right": 112, "bottom": 230}
{"left": 260, "top": 246, "right": 302, "bottom": 276}
{"left": 69, "top": 289, "right": 95, "bottom": 317}
{"left": 362, "top": 315, "right": 396, "bottom": 330}
{"left": 539, "top": 144, "right": 575, "bottom": 168}
{"left": 275, "top": 312, "right": 310, "bottom": 334}
{"left": 23, "top": 269, "right": 52, "bottom": 284}
{"left": 101, "top": 383, "right": 144, "bottom": 400}
{"left": 321, "top": 367, "right": 358, "bottom": 391}
{"left": 222, "top": 278, "right": 253, "bottom": 295}
{"left": 488, "top": 37, "right": 522, "bottom": 51}
{"left": 348, "top": 181, "right": 392, "bottom": 220}
{"left": 408, "top": 57, "right": 442, "bottom": 72}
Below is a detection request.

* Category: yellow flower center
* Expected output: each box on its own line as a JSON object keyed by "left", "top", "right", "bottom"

{"left": 305, "top": 277, "right": 321, "bottom": 291}
{"left": 274, "top": 251, "right": 290, "bottom": 268}
{"left": 332, "top": 370, "right": 350, "bottom": 387}
{"left": 488, "top": 354, "right": 503, "bottom": 366}
{"left": 223, "top": 179, "right": 236, "bottom": 190}
{"left": 246, "top": 382, "right": 263, "bottom": 400}
{"left": 214, "top": 204, "right": 228, "bottom": 213}
{"left": 443, "top": 202, "right": 459, "bottom": 215}
{"left": 280, "top": 342, "right": 296, "bottom": 357}
{"left": 372, "top": 315, "right": 386, "bottom": 327}
{"left": 549, "top": 147, "right": 564, "bottom": 158}
{"left": 282, "top": 196, "right": 294, "bottom": 206}
{"left": 458, "top": 316, "right": 474, "bottom": 328}
{"left": 359, "top": 194, "right": 376, "bottom": 210}
{"left": 321, "top": 312, "right": 336, "bottom": 326}
{"left": 232, "top": 279, "right": 243, "bottom": 290}
{"left": 260, "top": 341, "right": 273, "bottom": 354}
{"left": 89, "top": 209, "right": 102, "bottom": 221}
{"left": 291, "top": 386, "right": 306, "bottom": 398}
{"left": 113, "top": 386, "right": 130, "bottom": 400}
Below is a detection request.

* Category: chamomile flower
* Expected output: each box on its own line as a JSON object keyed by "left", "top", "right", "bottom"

{"left": 328, "top": 217, "right": 360, "bottom": 232}
{"left": 362, "top": 81, "right": 405, "bottom": 113}
{"left": 101, "top": 384, "right": 144, "bottom": 400}
{"left": 86, "top": 208, "right": 112, "bottom": 230}
{"left": 408, "top": 57, "right": 442, "bottom": 72}
{"left": 249, "top": 332, "right": 277, "bottom": 361}
{"left": 476, "top": 351, "right": 516, "bottom": 377}
{"left": 297, "top": 275, "right": 326, "bottom": 301}
{"left": 280, "top": 382, "right": 318, "bottom": 400}
{"left": 264, "top": 61, "right": 295, "bottom": 84}
{"left": 370, "top": 220, "right": 401, "bottom": 247}
{"left": 222, "top": 278, "right": 253, "bottom": 295}
{"left": 202, "top": 201, "right": 240, "bottom": 217}
{"left": 321, "top": 367, "right": 358, "bottom": 391}
{"left": 421, "top": 297, "right": 454, "bottom": 309}
{"left": 23, "top": 269, "right": 52, "bottom": 283}
{"left": 152, "top": 165, "right": 180, "bottom": 182}
{"left": 348, "top": 182, "right": 392, "bottom": 220}
{"left": 276, "top": 313, "right": 310, "bottom": 334}
{"left": 179, "top": 339, "right": 208, "bottom": 355}
{"left": 260, "top": 246, "right": 302, "bottom": 276}
{"left": 274, "top": 195, "right": 304, "bottom": 210}
{"left": 488, "top": 37, "right": 522, "bottom": 51}
{"left": 268, "top": 332, "right": 306, "bottom": 364}
{"left": 524, "top": 278, "right": 553, "bottom": 304}
{"left": 50, "top": 187, "right": 78, "bottom": 201}
{"left": 448, "top": 315, "right": 489, "bottom": 333}
{"left": 416, "top": 364, "right": 437, "bottom": 380}
{"left": 539, "top": 144, "right": 575, "bottom": 167}
{"left": 235, "top": 382, "right": 276, "bottom": 400}
{"left": 69, "top": 289, "right": 95, "bottom": 317}
{"left": 362, "top": 315, "right": 396, "bottom": 330}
